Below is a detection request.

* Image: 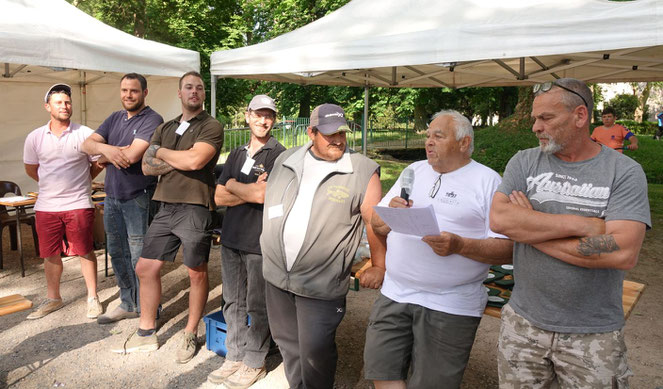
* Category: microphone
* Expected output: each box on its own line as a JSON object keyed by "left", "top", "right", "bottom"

{"left": 400, "top": 167, "right": 415, "bottom": 202}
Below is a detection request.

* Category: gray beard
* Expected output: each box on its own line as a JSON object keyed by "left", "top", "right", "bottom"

{"left": 540, "top": 138, "right": 563, "bottom": 154}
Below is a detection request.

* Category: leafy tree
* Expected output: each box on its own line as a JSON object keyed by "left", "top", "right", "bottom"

{"left": 606, "top": 93, "right": 639, "bottom": 120}
{"left": 68, "top": 0, "right": 247, "bottom": 120}
{"left": 630, "top": 82, "right": 663, "bottom": 122}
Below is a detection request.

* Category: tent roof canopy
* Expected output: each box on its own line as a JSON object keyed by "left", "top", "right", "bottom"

{"left": 211, "top": 0, "right": 663, "bottom": 88}
{"left": 1, "top": 0, "right": 199, "bottom": 79}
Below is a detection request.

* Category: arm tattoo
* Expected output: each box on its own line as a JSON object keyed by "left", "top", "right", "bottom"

{"left": 142, "top": 144, "right": 175, "bottom": 176}
{"left": 577, "top": 235, "right": 620, "bottom": 256}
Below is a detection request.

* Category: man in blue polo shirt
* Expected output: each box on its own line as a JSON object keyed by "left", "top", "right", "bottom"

{"left": 82, "top": 73, "right": 163, "bottom": 324}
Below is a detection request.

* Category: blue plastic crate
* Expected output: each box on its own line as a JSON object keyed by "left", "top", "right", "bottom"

{"left": 204, "top": 310, "right": 228, "bottom": 356}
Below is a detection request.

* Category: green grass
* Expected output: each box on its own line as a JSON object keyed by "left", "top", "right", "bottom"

{"left": 376, "top": 158, "right": 411, "bottom": 194}
{"left": 622, "top": 137, "right": 663, "bottom": 184}
{"left": 648, "top": 184, "right": 663, "bottom": 223}
{"left": 472, "top": 126, "right": 539, "bottom": 175}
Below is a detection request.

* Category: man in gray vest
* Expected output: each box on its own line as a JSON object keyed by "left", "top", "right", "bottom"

{"left": 490, "top": 78, "right": 651, "bottom": 387}
{"left": 261, "top": 103, "right": 384, "bottom": 389}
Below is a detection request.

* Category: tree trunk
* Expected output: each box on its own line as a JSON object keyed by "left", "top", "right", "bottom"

{"left": 634, "top": 82, "right": 652, "bottom": 122}
{"left": 413, "top": 104, "right": 428, "bottom": 132}
{"left": 497, "top": 87, "right": 534, "bottom": 132}
{"left": 297, "top": 86, "right": 312, "bottom": 118}
{"left": 497, "top": 87, "right": 517, "bottom": 121}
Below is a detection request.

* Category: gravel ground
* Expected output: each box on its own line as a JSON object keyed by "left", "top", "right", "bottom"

{"left": 0, "top": 224, "right": 661, "bottom": 388}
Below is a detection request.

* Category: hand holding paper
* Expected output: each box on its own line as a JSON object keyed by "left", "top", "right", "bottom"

{"left": 373, "top": 204, "right": 439, "bottom": 237}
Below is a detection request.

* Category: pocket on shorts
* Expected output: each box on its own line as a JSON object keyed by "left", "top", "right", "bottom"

{"left": 611, "top": 366, "right": 633, "bottom": 389}
{"left": 499, "top": 304, "right": 536, "bottom": 345}
{"left": 188, "top": 205, "right": 213, "bottom": 232}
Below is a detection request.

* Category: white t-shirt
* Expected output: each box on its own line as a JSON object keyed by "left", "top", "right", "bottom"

{"left": 380, "top": 160, "right": 504, "bottom": 317}
{"left": 283, "top": 151, "right": 340, "bottom": 271}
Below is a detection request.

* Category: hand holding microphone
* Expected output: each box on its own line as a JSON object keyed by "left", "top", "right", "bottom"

{"left": 395, "top": 167, "right": 415, "bottom": 207}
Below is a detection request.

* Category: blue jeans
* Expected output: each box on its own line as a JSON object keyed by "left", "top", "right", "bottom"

{"left": 221, "top": 246, "right": 271, "bottom": 368}
{"left": 104, "top": 190, "right": 155, "bottom": 313}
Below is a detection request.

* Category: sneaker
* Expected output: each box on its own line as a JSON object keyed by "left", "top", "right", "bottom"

{"left": 224, "top": 364, "right": 267, "bottom": 389}
{"left": 87, "top": 297, "right": 103, "bottom": 319}
{"left": 111, "top": 330, "right": 158, "bottom": 354}
{"left": 208, "top": 360, "right": 243, "bottom": 384}
{"left": 175, "top": 331, "right": 198, "bottom": 364}
{"left": 26, "top": 298, "right": 64, "bottom": 320}
{"left": 97, "top": 306, "right": 139, "bottom": 324}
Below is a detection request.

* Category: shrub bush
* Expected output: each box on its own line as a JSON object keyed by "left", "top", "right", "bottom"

{"left": 606, "top": 94, "right": 639, "bottom": 120}
{"left": 472, "top": 126, "right": 539, "bottom": 174}
{"left": 616, "top": 120, "right": 658, "bottom": 136}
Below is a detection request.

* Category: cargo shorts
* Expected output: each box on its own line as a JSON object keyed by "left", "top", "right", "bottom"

{"left": 498, "top": 304, "right": 632, "bottom": 388}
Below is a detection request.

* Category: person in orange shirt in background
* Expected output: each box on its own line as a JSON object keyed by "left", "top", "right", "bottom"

{"left": 590, "top": 107, "right": 638, "bottom": 153}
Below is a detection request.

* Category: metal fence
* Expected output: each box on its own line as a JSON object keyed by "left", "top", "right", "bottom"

{"left": 220, "top": 117, "right": 425, "bottom": 160}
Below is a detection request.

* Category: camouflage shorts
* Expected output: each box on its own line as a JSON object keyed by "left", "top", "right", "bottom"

{"left": 497, "top": 304, "right": 632, "bottom": 389}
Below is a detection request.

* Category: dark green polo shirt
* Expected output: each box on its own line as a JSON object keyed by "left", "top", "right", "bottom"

{"left": 151, "top": 111, "right": 223, "bottom": 210}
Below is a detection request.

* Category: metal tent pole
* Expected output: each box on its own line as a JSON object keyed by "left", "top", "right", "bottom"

{"left": 363, "top": 86, "right": 369, "bottom": 155}
{"left": 211, "top": 75, "right": 217, "bottom": 118}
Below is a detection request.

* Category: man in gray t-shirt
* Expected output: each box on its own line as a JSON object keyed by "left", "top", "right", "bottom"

{"left": 490, "top": 78, "right": 650, "bottom": 388}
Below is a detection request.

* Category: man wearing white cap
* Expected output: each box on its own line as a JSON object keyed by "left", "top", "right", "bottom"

{"left": 207, "top": 94, "right": 285, "bottom": 388}
{"left": 23, "top": 84, "right": 104, "bottom": 320}
{"left": 261, "top": 103, "right": 385, "bottom": 389}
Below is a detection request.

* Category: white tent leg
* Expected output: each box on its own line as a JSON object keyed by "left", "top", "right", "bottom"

{"left": 363, "top": 85, "right": 369, "bottom": 155}
{"left": 211, "top": 75, "right": 217, "bottom": 118}
{"left": 80, "top": 70, "right": 87, "bottom": 125}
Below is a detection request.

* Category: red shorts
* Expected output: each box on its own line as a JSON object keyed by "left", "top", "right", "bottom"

{"left": 35, "top": 209, "right": 95, "bottom": 258}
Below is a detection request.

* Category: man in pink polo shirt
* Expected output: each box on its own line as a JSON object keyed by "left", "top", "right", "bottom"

{"left": 23, "top": 84, "right": 104, "bottom": 320}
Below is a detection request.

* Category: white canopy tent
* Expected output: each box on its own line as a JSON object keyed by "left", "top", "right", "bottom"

{"left": 210, "top": 0, "right": 663, "bottom": 152}
{"left": 0, "top": 0, "right": 200, "bottom": 191}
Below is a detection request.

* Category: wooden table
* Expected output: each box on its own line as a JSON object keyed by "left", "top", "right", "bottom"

{"left": 483, "top": 280, "right": 646, "bottom": 319}
{"left": 0, "top": 196, "right": 37, "bottom": 277}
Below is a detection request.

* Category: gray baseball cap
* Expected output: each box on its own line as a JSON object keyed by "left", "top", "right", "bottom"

{"left": 44, "top": 83, "right": 72, "bottom": 103}
{"left": 248, "top": 94, "right": 277, "bottom": 113}
{"left": 310, "top": 104, "right": 351, "bottom": 135}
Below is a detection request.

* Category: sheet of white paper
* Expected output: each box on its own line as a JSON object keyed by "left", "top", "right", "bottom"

{"left": 373, "top": 205, "right": 440, "bottom": 237}
{"left": 0, "top": 195, "right": 33, "bottom": 203}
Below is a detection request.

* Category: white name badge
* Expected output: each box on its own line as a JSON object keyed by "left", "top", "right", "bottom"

{"left": 268, "top": 204, "right": 284, "bottom": 219}
{"left": 175, "top": 121, "right": 190, "bottom": 135}
{"left": 241, "top": 157, "right": 255, "bottom": 175}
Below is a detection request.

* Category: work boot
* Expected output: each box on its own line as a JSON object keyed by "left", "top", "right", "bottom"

{"left": 97, "top": 306, "right": 139, "bottom": 324}
{"left": 87, "top": 296, "right": 103, "bottom": 319}
{"left": 208, "top": 360, "right": 243, "bottom": 384}
{"left": 26, "top": 298, "right": 64, "bottom": 320}
{"left": 224, "top": 364, "right": 267, "bottom": 389}
{"left": 111, "top": 330, "right": 158, "bottom": 354}
{"left": 175, "top": 331, "right": 198, "bottom": 364}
